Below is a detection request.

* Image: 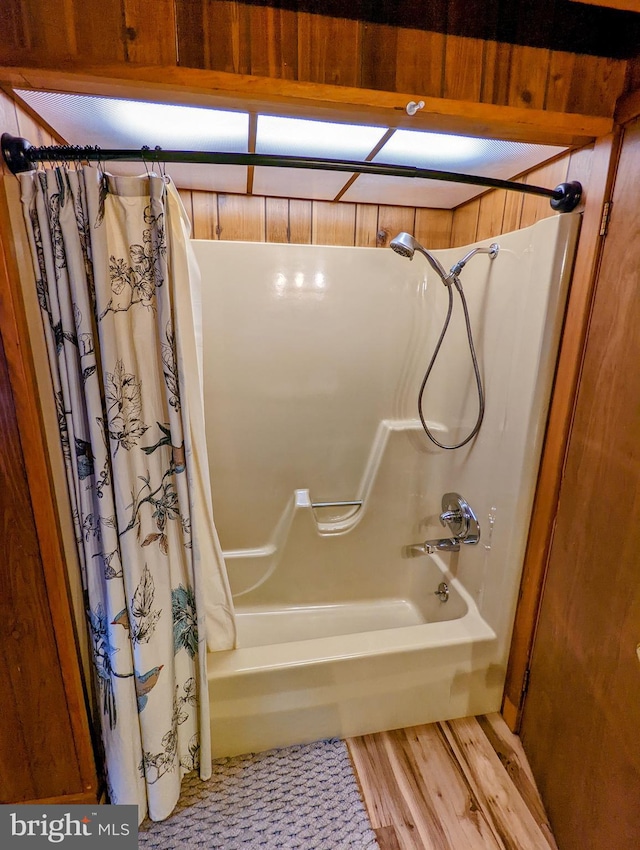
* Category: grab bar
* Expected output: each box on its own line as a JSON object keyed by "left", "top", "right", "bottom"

{"left": 310, "top": 500, "right": 363, "bottom": 509}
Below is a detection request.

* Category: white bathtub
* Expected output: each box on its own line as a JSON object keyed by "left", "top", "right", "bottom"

{"left": 208, "top": 552, "right": 497, "bottom": 758}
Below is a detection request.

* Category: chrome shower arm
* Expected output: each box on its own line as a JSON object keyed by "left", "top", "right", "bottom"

{"left": 449, "top": 243, "right": 499, "bottom": 277}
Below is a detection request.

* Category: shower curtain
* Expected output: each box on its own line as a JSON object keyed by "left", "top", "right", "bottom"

{"left": 19, "top": 166, "right": 236, "bottom": 822}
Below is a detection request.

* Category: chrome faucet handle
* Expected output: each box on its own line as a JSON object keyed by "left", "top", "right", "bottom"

{"left": 404, "top": 493, "right": 480, "bottom": 558}
{"left": 440, "top": 509, "right": 462, "bottom": 526}
{"left": 440, "top": 492, "right": 480, "bottom": 545}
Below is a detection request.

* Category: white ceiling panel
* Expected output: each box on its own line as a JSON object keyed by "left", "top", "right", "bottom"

{"left": 342, "top": 173, "right": 482, "bottom": 209}
{"left": 256, "top": 114, "right": 386, "bottom": 159}
{"left": 373, "top": 129, "right": 566, "bottom": 184}
{"left": 66, "top": 160, "right": 247, "bottom": 194}
{"left": 252, "top": 166, "right": 355, "bottom": 202}
{"left": 14, "top": 90, "right": 250, "bottom": 152}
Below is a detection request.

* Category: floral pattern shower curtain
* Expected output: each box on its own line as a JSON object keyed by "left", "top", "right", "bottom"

{"left": 19, "top": 167, "right": 236, "bottom": 822}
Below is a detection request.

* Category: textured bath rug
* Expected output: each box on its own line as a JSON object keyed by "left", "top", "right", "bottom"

{"left": 138, "top": 738, "right": 380, "bottom": 849}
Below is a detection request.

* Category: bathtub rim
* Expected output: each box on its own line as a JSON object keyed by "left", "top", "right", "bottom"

{"left": 207, "top": 554, "right": 496, "bottom": 678}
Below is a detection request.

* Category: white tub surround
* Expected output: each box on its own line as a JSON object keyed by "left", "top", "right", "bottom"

{"left": 193, "top": 212, "right": 580, "bottom": 756}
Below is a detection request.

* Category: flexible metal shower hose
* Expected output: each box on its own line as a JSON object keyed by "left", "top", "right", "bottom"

{"left": 417, "top": 280, "right": 485, "bottom": 450}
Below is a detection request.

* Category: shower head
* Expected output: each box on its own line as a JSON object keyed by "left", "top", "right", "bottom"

{"left": 390, "top": 232, "right": 449, "bottom": 283}
{"left": 389, "top": 231, "right": 419, "bottom": 259}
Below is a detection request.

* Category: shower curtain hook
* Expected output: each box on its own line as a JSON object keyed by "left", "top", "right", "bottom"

{"left": 74, "top": 144, "right": 84, "bottom": 173}
{"left": 154, "top": 145, "right": 167, "bottom": 182}
{"left": 94, "top": 145, "right": 105, "bottom": 175}
{"left": 141, "top": 145, "right": 152, "bottom": 178}
{"left": 93, "top": 146, "right": 110, "bottom": 228}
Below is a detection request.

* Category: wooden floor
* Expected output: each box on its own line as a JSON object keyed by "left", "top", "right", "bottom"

{"left": 346, "top": 714, "right": 558, "bottom": 850}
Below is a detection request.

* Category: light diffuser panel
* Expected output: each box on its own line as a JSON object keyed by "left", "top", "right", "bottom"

{"left": 14, "top": 90, "right": 250, "bottom": 153}
{"left": 256, "top": 115, "right": 386, "bottom": 160}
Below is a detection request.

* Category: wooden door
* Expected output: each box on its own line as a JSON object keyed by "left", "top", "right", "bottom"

{"left": 520, "top": 117, "right": 640, "bottom": 849}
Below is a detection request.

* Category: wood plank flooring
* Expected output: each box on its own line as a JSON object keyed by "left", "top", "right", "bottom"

{"left": 346, "top": 714, "right": 558, "bottom": 850}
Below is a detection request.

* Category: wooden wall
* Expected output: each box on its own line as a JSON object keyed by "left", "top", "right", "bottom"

{"left": 0, "top": 87, "right": 62, "bottom": 176}
{"left": 179, "top": 190, "right": 453, "bottom": 248}
{"left": 0, "top": 1, "right": 628, "bottom": 120}
{"left": 450, "top": 144, "right": 594, "bottom": 244}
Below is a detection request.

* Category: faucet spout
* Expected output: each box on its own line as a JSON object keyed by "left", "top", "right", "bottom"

{"left": 424, "top": 537, "right": 461, "bottom": 553}
{"left": 404, "top": 537, "right": 460, "bottom": 557}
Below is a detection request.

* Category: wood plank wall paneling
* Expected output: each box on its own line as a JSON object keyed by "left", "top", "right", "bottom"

{"left": 0, "top": 1, "right": 629, "bottom": 120}
{"left": 414, "top": 208, "right": 453, "bottom": 249}
{"left": 376, "top": 206, "right": 416, "bottom": 249}
{"left": 519, "top": 158, "right": 571, "bottom": 229}
{"left": 443, "top": 36, "right": 485, "bottom": 102}
{"left": 0, "top": 0, "right": 28, "bottom": 53}
{"left": 625, "top": 53, "right": 640, "bottom": 94}
{"left": 265, "top": 197, "right": 289, "bottom": 242}
{"left": 451, "top": 197, "right": 481, "bottom": 247}
{"left": 0, "top": 88, "right": 64, "bottom": 174}
{"left": 355, "top": 203, "right": 380, "bottom": 247}
{"left": 217, "top": 193, "right": 265, "bottom": 241}
{"left": 288, "top": 199, "right": 312, "bottom": 243}
{"left": 123, "top": 0, "right": 177, "bottom": 66}
{"left": 312, "top": 200, "right": 356, "bottom": 245}
{"left": 184, "top": 190, "right": 455, "bottom": 249}
{"left": 449, "top": 146, "right": 594, "bottom": 245}
{"left": 395, "top": 29, "right": 446, "bottom": 99}
{"left": 248, "top": 5, "right": 298, "bottom": 81}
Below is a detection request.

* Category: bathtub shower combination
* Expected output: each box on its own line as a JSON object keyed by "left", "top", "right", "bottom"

{"left": 193, "top": 213, "right": 580, "bottom": 757}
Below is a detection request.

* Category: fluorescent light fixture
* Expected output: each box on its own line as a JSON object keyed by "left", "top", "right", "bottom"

{"left": 14, "top": 90, "right": 249, "bottom": 152}
{"left": 374, "top": 128, "right": 566, "bottom": 174}
{"left": 110, "top": 100, "right": 249, "bottom": 150}
{"left": 256, "top": 115, "right": 387, "bottom": 160}
{"left": 375, "top": 129, "right": 483, "bottom": 165}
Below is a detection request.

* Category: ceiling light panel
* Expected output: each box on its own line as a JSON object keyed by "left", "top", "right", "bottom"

{"left": 373, "top": 129, "right": 566, "bottom": 180}
{"left": 253, "top": 115, "right": 386, "bottom": 200}
{"left": 14, "top": 90, "right": 250, "bottom": 152}
{"left": 256, "top": 115, "right": 387, "bottom": 160}
{"left": 341, "top": 173, "right": 485, "bottom": 209}
{"left": 252, "top": 166, "right": 356, "bottom": 202}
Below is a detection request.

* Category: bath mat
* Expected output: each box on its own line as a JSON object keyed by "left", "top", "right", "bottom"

{"left": 138, "top": 738, "right": 380, "bottom": 849}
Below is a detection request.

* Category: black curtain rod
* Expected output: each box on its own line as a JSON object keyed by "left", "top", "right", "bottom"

{"left": 1, "top": 133, "right": 583, "bottom": 212}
